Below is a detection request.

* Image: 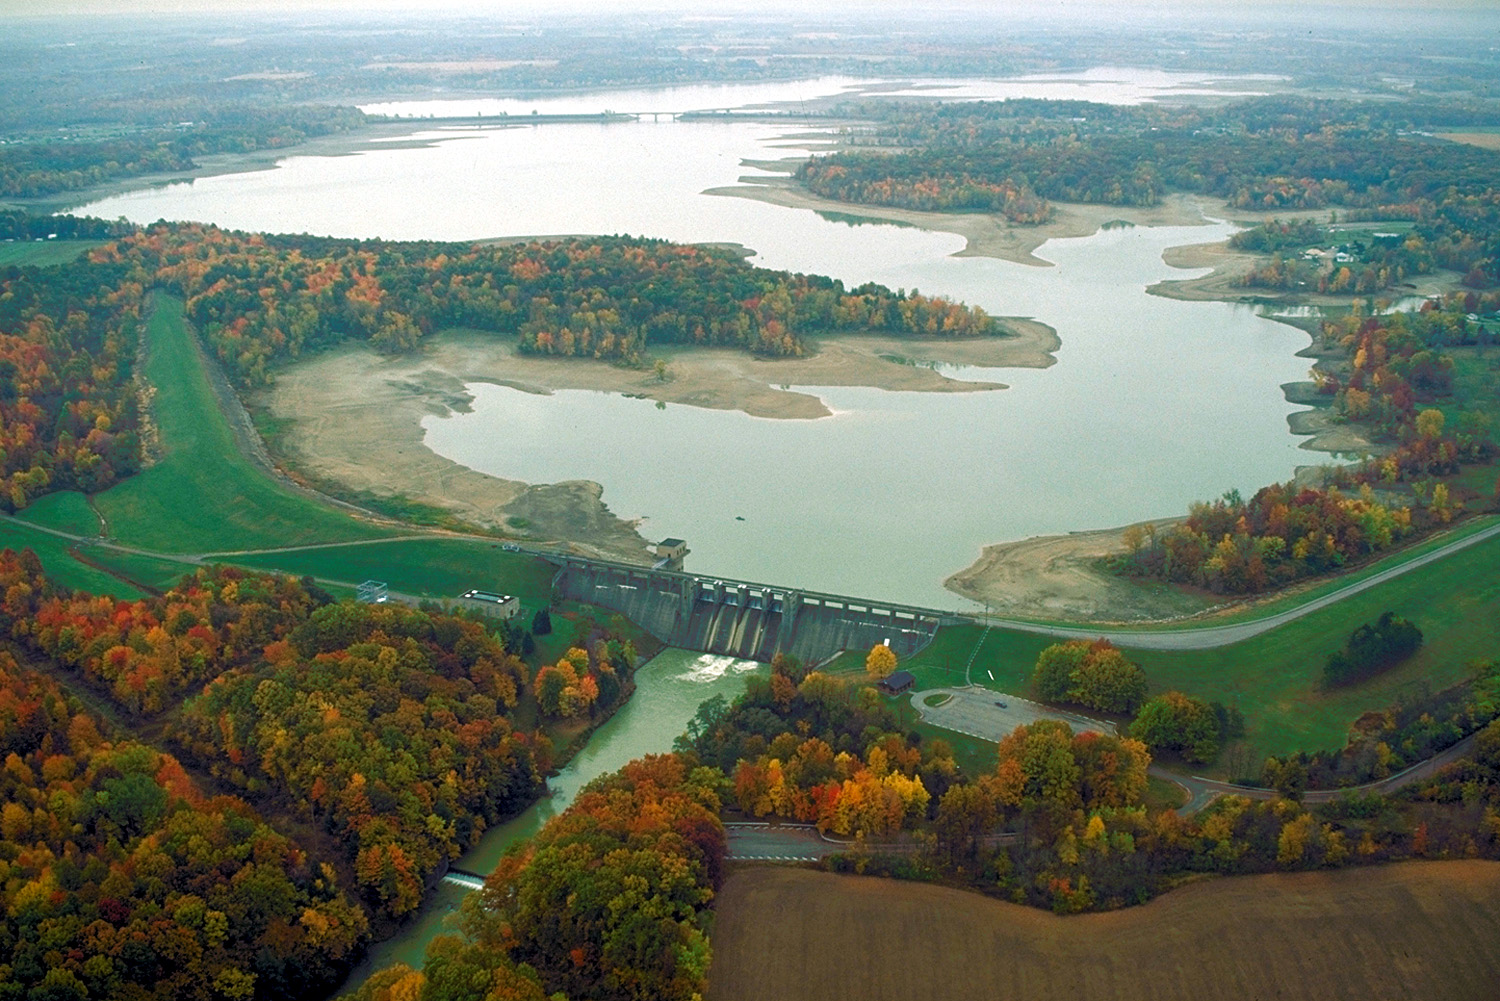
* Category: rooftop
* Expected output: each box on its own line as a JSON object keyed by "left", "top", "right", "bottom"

{"left": 458, "top": 590, "right": 515, "bottom": 604}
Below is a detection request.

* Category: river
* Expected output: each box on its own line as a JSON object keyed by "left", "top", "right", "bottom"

{"left": 337, "top": 648, "right": 763, "bottom": 991}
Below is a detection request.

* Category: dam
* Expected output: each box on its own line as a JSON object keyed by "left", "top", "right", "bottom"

{"left": 548, "top": 555, "right": 963, "bottom": 664}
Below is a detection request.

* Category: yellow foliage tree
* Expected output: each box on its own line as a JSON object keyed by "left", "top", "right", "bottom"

{"left": 865, "top": 643, "right": 897, "bottom": 680}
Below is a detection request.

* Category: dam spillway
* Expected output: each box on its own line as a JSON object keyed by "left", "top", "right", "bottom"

{"left": 549, "top": 556, "right": 960, "bottom": 664}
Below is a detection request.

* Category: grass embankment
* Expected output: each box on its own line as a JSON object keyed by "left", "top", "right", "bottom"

{"left": 0, "top": 518, "right": 149, "bottom": 599}
{"left": 842, "top": 528, "right": 1499, "bottom": 772}
{"left": 17, "top": 491, "right": 101, "bottom": 537}
{"left": 0, "top": 239, "right": 103, "bottom": 267}
{"left": 3, "top": 295, "right": 570, "bottom": 615}
{"left": 91, "top": 294, "right": 397, "bottom": 553}
{"left": 708, "top": 863, "right": 1500, "bottom": 1001}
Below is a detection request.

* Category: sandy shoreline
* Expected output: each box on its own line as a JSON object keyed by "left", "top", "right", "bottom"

{"left": 942, "top": 518, "right": 1219, "bottom": 622}
{"left": 33, "top": 112, "right": 1421, "bottom": 621}
{"left": 707, "top": 178, "right": 1217, "bottom": 268}
{"left": 258, "top": 324, "right": 1059, "bottom": 561}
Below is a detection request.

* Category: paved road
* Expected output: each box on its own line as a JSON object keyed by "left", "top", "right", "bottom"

{"left": 911, "top": 687, "right": 1111, "bottom": 742}
{"left": 726, "top": 823, "right": 843, "bottom": 861}
{"left": 1154, "top": 730, "right": 1483, "bottom": 813}
{"left": 978, "top": 517, "right": 1500, "bottom": 651}
{"left": 4, "top": 513, "right": 1496, "bottom": 651}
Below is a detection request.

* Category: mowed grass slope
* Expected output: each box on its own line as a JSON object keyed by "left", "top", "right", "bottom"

{"left": 224, "top": 538, "right": 557, "bottom": 607}
{"left": 861, "top": 528, "right": 1500, "bottom": 766}
{"left": 0, "top": 240, "right": 103, "bottom": 267}
{"left": 0, "top": 518, "right": 147, "bottom": 599}
{"left": 17, "top": 491, "right": 102, "bottom": 537}
{"left": 709, "top": 863, "right": 1500, "bottom": 1001}
{"left": 93, "top": 294, "right": 396, "bottom": 552}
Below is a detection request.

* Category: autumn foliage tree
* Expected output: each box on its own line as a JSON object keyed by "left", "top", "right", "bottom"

{"left": 865, "top": 642, "right": 897, "bottom": 680}
{"left": 463, "top": 754, "right": 727, "bottom": 1001}
{"left": 1131, "top": 691, "right": 1223, "bottom": 763}
{"left": 0, "top": 647, "right": 367, "bottom": 1001}
{"left": 176, "top": 599, "right": 540, "bottom": 918}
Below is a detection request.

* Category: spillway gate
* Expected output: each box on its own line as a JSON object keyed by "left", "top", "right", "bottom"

{"left": 548, "top": 555, "right": 963, "bottom": 664}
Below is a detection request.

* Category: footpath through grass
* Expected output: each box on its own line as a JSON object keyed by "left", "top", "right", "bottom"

{"left": 0, "top": 518, "right": 148, "bottom": 599}
{"left": 17, "top": 491, "right": 102, "bottom": 537}
{"left": 225, "top": 538, "right": 557, "bottom": 607}
{"left": 93, "top": 294, "right": 397, "bottom": 553}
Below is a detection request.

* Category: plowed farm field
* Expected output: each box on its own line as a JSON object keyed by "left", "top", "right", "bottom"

{"left": 708, "top": 862, "right": 1500, "bottom": 1001}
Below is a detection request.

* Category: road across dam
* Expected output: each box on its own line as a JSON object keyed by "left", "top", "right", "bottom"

{"left": 548, "top": 555, "right": 964, "bottom": 663}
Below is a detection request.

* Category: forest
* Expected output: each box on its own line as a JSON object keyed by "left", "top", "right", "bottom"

{"left": 799, "top": 96, "right": 1500, "bottom": 287}
{"left": 99, "top": 224, "right": 998, "bottom": 382}
{"left": 0, "top": 213, "right": 995, "bottom": 517}
{"left": 0, "top": 549, "right": 648, "bottom": 999}
{"left": 0, "top": 253, "right": 145, "bottom": 510}
{"left": 0, "top": 106, "right": 367, "bottom": 200}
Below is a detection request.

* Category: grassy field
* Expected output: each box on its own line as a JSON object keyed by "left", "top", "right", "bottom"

{"left": 223, "top": 538, "right": 558, "bottom": 607}
{"left": 17, "top": 491, "right": 102, "bottom": 537}
{"left": 0, "top": 239, "right": 103, "bottom": 267}
{"left": 1130, "top": 531, "right": 1500, "bottom": 767}
{"left": 0, "top": 518, "right": 147, "bottom": 599}
{"left": 838, "top": 525, "right": 1499, "bottom": 770}
{"left": 92, "top": 294, "right": 397, "bottom": 553}
{"left": 709, "top": 863, "right": 1500, "bottom": 1001}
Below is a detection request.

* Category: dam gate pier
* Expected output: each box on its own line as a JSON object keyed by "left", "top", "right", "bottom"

{"left": 547, "top": 555, "right": 964, "bottom": 664}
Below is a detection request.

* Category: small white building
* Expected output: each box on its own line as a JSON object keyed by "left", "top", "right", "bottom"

{"left": 454, "top": 589, "right": 521, "bottom": 620}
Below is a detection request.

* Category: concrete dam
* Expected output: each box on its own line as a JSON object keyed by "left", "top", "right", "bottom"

{"left": 549, "top": 556, "right": 963, "bottom": 664}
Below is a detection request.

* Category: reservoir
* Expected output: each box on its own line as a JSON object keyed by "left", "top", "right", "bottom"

{"left": 76, "top": 71, "right": 1317, "bottom": 607}
{"left": 71, "top": 70, "right": 1330, "bottom": 988}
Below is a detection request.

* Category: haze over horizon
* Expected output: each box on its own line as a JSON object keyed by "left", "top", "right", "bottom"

{"left": 2, "top": 0, "right": 1493, "bottom": 16}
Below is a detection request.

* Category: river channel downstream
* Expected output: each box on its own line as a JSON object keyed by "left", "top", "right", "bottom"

{"left": 338, "top": 648, "right": 763, "bottom": 991}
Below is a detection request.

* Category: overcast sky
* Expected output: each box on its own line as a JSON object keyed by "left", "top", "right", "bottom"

{"left": 1, "top": 0, "right": 1490, "bottom": 15}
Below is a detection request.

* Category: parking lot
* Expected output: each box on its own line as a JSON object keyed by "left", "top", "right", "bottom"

{"left": 911, "top": 686, "right": 1115, "bottom": 742}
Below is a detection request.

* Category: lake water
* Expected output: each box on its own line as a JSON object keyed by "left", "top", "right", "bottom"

{"left": 76, "top": 72, "right": 1316, "bottom": 608}
{"left": 337, "top": 648, "right": 763, "bottom": 991}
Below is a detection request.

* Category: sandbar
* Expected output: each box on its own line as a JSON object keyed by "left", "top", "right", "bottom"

{"left": 257, "top": 323, "right": 1058, "bottom": 560}
{"left": 707, "top": 178, "right": 1216, "bottom": 268}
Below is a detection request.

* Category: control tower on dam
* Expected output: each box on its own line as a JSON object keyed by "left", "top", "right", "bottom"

{"left": 548, "top": 555, "right": 964, "bottom": 664}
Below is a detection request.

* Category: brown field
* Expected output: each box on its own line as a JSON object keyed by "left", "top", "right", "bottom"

{"left": 1439, "top": 132, "right": 1500, "bottom": 151}
{"left": 708, "top": 863, "right": 1500, "bottom": 1001}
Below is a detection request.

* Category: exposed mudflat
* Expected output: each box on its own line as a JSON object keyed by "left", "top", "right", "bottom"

{"left": 258, "top": 325, "right": 1058, "bottom": 560}
{"left": 708, "top": 179, "right": 1217, "bottom": 268}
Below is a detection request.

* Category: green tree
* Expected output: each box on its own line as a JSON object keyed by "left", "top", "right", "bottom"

{"left": 1131, "top": 691, "right": 1221, "bottom": 763}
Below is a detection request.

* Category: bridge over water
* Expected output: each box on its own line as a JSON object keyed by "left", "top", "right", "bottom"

{"left": 546, "top": 554, "right": 965, "bottom": 664}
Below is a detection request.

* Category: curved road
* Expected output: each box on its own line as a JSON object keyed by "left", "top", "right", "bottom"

{"left": 726, "top": 734, "right": 1483, "bottom": 862}
{"left": 6, "top": 513, "right": 1497, "bottom": 653}
{"left": 975, "top": 517, "right": 1500, "bottom": 651}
